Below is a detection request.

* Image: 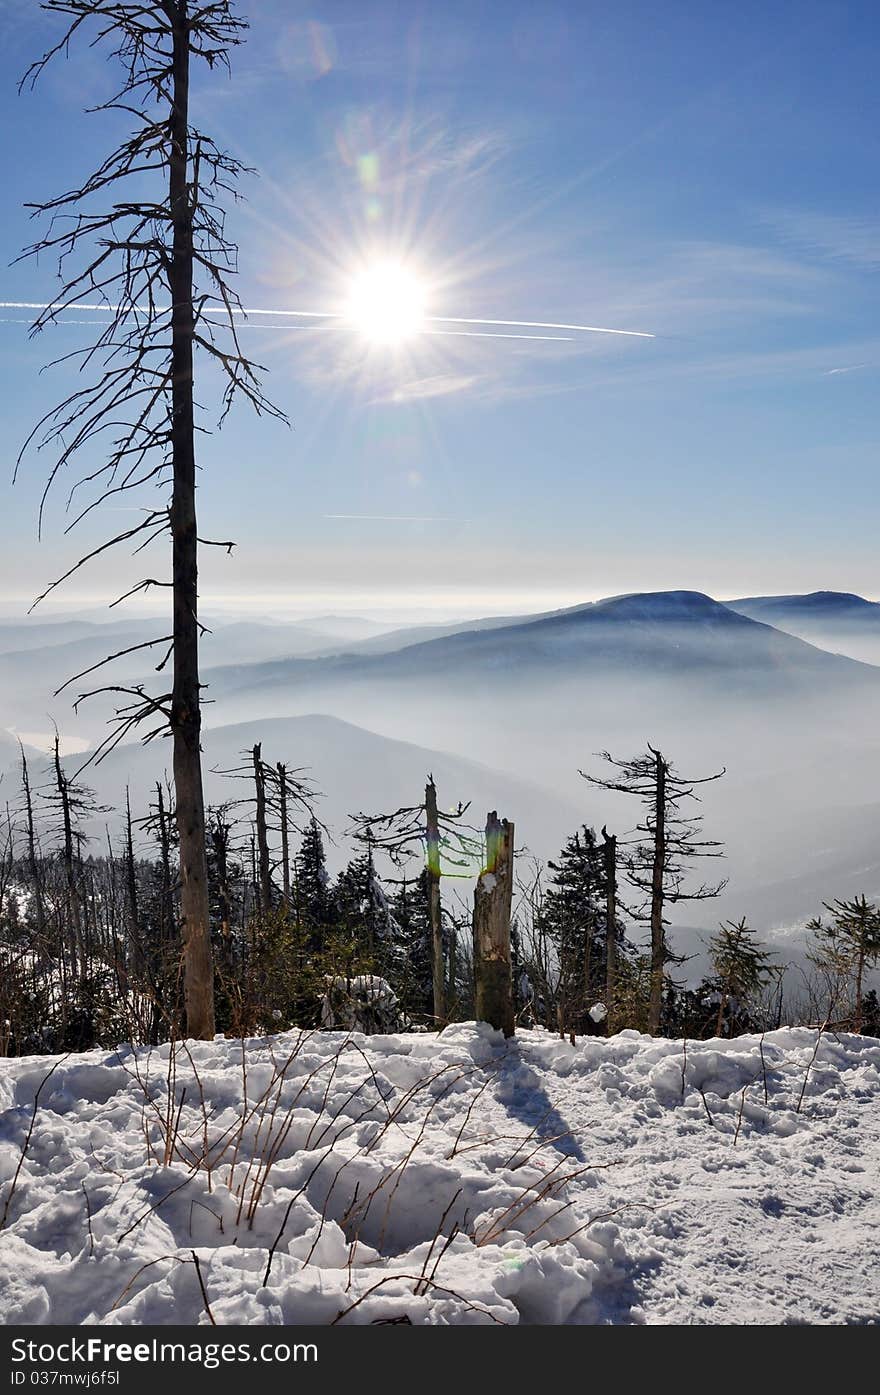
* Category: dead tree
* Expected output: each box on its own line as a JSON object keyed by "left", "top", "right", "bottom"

{"left": 252, "top": 744, "right": 272, "bottom": 914}
{"left": 143, "top": 779, "right": 176, "bottom": 943}
{"left": 473, "top": 812, "right": 515, "bottom": 1037}
{"left": 213, "top": 747, "right": 321, "bottom": 918}
{"left": 276, "top": 763, "right": 292, "bottom": 910}
{"left": 582, "top": 747, "right": 726, "bottom": 1035}
{"left": 137, "top": 777, "right": 179, "bottom": 1039}
{"left": 41, "top": 734, "right": 107, "bottom": 982}
{"left": 53, "top": 735, "right": 80, "bottom": 974}
{"left": 120, "top": 788, "right": 139, "bottom": 994}
{"left": 18, "top": 745, "right": 46, "bottom": 945}
{"left": 425, "top": 777, "right": 444, "bottom": 1026}
{"left": 348, "top": 775, "right": 481, "bottom": 1027}
{"left": 17, "top": 2, "right": 286, "bottom": 1038}
{"left": 207, "top": 804, "right": 235, "bottom": 941}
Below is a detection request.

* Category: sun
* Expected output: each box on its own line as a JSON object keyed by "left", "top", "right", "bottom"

{"left": 345, "top": 259, "right": 427, "bottom": 344}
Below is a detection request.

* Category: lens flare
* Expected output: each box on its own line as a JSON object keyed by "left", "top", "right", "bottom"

{"left": 345, "top": 261, "right": 427, "bottom": 344}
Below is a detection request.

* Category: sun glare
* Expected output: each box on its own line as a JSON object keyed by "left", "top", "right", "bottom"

{"left": 345, "top": 260, "right": 427, "bottom": 344}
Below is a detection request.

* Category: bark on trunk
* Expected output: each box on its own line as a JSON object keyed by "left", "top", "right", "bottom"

{"left": 54, "top": 734, "right": 80, "bottom": 980}
{"left": 473, "top": 812, "right": 515, "bottom": 1037}
{"left": 155, "top": 783, "right": 174, "bottom": 945}
{"left": 425, "top": 777, "right": 445, "bottom": 1027}
{"left": 119, "top": 788, "right": 137, "bottom": 995}
{"left": 277, "top": 762, "right": 291, "bottom": 910}
{"left": 20, "top": 748, "right": 45, "bottom": 943}
{"left": 647, "top": 749, "right": 667, "bottom": 1035}
{"left": 210, "top": 817, "right": 232, "bottom": 942}
{"left": 151, "top": 782, "right": 173, "bottom": 1044}
{"left": 168, "top": 1, "right": 214, "bottom": 1039}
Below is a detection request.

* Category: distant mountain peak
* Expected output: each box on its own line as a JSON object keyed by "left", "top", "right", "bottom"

{"left": 591, "top": 590, "right": 741, "bottom": 621}
{"left": 731, "top": 590, "right": 878, "bottom": 616}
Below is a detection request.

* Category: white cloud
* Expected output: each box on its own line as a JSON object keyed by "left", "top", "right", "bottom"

{"left": 763, "top": 209, "right": 880, "bottom": 270}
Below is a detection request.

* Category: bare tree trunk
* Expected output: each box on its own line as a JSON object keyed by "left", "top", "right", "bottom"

{"left": 602, "top": 827, "right": 617, "bottom": 1033}
{"left": 150, "top": 781, "right": 174, "bottom": 1044}
{"left": 425, "top": 777, "right": 445, "bottom": 1027}
{"left": 447, "top": 923, "right": 457, "bottom": 1019}
{"left": 277, "top": 762, "right": 291, "bottom": 910}
{"left": 168, "top": 2, "right": 214, "bottom": 1039}
{"left": 54, "top": 734, "right": 80, "bottom": 980}
{"left": 19, "top": 746, "right": 45, "bottom": 944}
{"left": 155, "top": 783, "right": 174, "bottom": 941}
{"left": 120, "top": 788, "right": 138, "bottom": 996}
{"left": 209, "top": 815, "right": 232, "bottom": 942}
{"left": 252, "top": 744, "right": 272, "bottom": 914}
{"left": 473, "top": 812, "right": 515, "bottom": 1037}
{"left": 648, "top": 748, "right": 667, "bottom": 1035}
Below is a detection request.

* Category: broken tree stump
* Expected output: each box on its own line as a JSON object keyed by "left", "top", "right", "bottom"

{"left": 473, "top": 811, "right": 515, "bottom": 1037}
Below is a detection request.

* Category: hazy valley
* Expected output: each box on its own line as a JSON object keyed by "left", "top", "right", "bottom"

{"left": 4, "top": 588, "right": 880, "bottom": 982}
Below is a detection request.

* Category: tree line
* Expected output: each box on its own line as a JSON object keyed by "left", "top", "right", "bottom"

{"left": 2, "top": 739, "right": 878, "bottom": 1056}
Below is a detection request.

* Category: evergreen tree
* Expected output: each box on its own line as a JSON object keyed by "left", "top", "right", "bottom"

{"left": 808, "top": 895, "right": 880, "bottom": 1033}
{"left": 706, "top": 917, "right": 776, "bottom": 1037}
{"left": 861, "top": 988, "right": 880, "bottom": 1037}
{"left": 390, "top": 871, "right": 434, "bottom": 1021}
{"left": 582, "top": 747, "right": 726, "bottom": 1034}
{"left": 295, "top": 817, "right": 334, "bottom": 954}
{"left": 332, "top": 838, "right": 395, "bottom": 967}
{"left": 540, "top": 826, "right": 608, "bottom": 1035}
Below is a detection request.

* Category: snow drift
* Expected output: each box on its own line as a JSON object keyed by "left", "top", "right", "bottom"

{"left": 1, "top": 1024, "right": 878, "bottom": 1325}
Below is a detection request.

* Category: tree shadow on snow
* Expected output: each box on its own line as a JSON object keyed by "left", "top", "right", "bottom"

{"left": 495, "top": 1041, "right": 586, "bottom": 1163}
{"left": 490, "top": 1042, "right": 669, "bottom": 1324}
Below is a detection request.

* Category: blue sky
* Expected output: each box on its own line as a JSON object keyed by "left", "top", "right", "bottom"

{"left": 1, "top": 0, "right": 878, "bottom": 619}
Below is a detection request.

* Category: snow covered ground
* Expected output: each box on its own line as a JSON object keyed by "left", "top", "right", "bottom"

{"left": 1, "top": 1024, "right": 878, "bottom": 1325}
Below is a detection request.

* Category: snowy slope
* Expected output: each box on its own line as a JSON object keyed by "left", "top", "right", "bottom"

{"left": 1, "top": 1025, "right": 878, "bottom": 1326}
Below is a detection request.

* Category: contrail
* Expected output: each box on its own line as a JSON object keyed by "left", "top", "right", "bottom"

{"left": 427, "top": 316, "right": 654, "bottom": 338}
{"left": 422, "top": 328, "right": 573, "bottom": 342}
{"left": 0, "top": 300, "right": 654, "bottom": 339}
{"left": 0, "top": 313, "right": 571, "bottom": 343}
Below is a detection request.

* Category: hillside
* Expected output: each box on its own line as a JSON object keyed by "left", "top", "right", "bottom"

{"left": 0, "top": 615, "right": 406, "bottom": 744}
{"left": 8, "top": 593, "right": 880, "bottom": 933}
{"left": 54, "top": 713, "right": 581, "bottom": 870}
{"left": 729, "top": 591, "right": 880, "bottom": 666}
{"left": 205, "top": 591, "right": 877, "bottom": 699}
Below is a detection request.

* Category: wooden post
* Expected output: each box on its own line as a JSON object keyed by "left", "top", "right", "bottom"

{"left": 473, "top": 811, "right": 515, "bottom": 1037}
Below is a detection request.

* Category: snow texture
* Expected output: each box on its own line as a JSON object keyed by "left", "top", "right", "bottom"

{"left": 1, "top": 1025, "right": 879, "bottom": 1325}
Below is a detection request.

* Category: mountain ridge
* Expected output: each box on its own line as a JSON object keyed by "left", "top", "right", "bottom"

{"left": 202, "top": 589, "right": 880, "bottom": 698}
